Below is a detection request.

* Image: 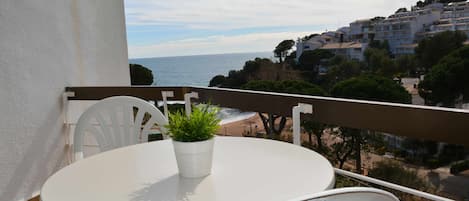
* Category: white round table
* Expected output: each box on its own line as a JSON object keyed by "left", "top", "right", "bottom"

{"left": 41, "top": 136, "right": 335, "bottom": 201}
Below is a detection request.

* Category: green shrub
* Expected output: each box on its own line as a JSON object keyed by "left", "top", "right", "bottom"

{"left": 335, "top": 174, "right": 361, "bottom": 188}
{"left": 450, "top": 160, "right": 469, "bottom": 175}
{"left": 130, "top": 64, "right": 154, "bottom": 85}
{"left": 148, "top": 133, "right": 163, "bottom": 142}
{"left": 393, "top": 149, "right": 408, "bottom": 158}
{"left": 375, "top": 146, "right": 387, "bottom": 156}
{"left": 369, "top": 160, "right": 431, "bottom": 191}
{"left": 331, "top": 75, "right": 411, "bottom": 104}
{"left": 438, "top": 144, "right": 466, "bottom": 165}
{"left": 426, "top": 158, "right": 440, "bottom": 169}
{"left": 166, "top": 105, "right": 221, "bottom": 142}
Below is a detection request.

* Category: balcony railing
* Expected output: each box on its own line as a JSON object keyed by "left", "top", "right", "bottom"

{"left": 65, "top": 86, "right": 469, "bottom": 201}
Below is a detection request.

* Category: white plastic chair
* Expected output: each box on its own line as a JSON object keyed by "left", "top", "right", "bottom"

{"left": 290, "top": 187, "right": 399, "bottom": 201}
{"left": 73, "top": 96, "right": 168, "bottom": 161}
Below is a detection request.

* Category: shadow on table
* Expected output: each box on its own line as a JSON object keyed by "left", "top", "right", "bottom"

{"left": 130, "top": 174, "right": 208, "bottom": 201}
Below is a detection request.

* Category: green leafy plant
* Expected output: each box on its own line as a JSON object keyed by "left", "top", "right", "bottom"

{"left": 450, "top": 160, "right": 469, "bottom": 175}
{"left": 166, "top": 105, "right": 221, "bottom": 142}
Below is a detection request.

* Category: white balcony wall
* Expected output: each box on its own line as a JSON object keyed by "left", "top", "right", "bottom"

{"left": 0, "top": 1, "right": 130, "bottom": 200}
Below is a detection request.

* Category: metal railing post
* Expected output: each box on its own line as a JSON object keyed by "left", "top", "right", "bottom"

{"left": 184, "top": 92, "right": 199, "bottom": 117}
{"left": 292, "top": 103, "right": 313, "bottom": 146}
{"left": 161, "top": 91, "right": 174, "bottom": 120}
{"left": 62, "top": 91, "right": 75, "bottom": 164}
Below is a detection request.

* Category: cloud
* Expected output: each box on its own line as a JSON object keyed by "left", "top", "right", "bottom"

{"left": 128, "top": 31, "right": 316, "bottom": 58}
{"left": 125, "top": 0, "right": 417, "bottom": 30}
{"left": 124, "top": 0, "right": 418, "bottom": 57}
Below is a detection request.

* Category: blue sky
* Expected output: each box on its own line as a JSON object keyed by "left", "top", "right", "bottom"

{"left": 124, "top": 0, "right": 417, "bottom": 58}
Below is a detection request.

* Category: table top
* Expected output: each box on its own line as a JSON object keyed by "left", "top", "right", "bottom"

{"left": 41, "top": 136, "right": 335, "bottom": 201}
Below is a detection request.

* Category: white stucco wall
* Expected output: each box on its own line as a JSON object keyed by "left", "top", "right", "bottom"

{"left": 0, "top": 1, "right": 130, "bottom": 200}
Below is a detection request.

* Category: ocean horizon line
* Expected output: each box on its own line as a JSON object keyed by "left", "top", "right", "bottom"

{"left": 129, "top": 51, "right": 273, "bottom": 60}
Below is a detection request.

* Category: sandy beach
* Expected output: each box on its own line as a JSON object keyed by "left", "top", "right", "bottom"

{"left": 217, "top": 113, "right": 295, "bottom": 143}
{"left": 217, "top": 114, "right": 264, "bottom": 137}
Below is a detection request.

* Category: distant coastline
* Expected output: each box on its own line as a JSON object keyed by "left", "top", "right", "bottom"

{"left": 129, "top": 51, "right": 273, "bottom": 60}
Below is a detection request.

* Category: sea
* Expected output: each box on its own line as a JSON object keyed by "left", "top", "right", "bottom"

{"left": 129, "top": 52, "right": 273, "bottom": 87}
{"left": 129, "top": 52, "right": 273, "bottom": 124}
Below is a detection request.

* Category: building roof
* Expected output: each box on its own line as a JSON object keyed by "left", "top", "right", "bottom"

{"left": 321, "top": 42, "right": 363, "bottom": 49}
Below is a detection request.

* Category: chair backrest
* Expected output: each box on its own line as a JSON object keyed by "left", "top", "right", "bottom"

{"left": 73, "top": 96, "right": 168, "bottom": 161}
{"left": 290, "top": 187, "right": 399, "bottom": 201}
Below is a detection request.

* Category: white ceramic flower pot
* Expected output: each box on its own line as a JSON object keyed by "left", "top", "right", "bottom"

{"left": 172, "top": 138, "right": 215, "bottom": 178}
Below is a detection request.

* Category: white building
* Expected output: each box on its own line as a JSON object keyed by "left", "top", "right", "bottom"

{"left": 337, "top": 27, "right": 351, "bottom": 40}
{"left": 374, "top": 6, "right": 441, "bottom": 55}
{"left": 297, "top": 2, "right": 469, "bottom": 59}
{"left": 322, "top": 28, "right": 350, "bottom": 43}
{"left": 0, "top": 1, "right": 130, "bottom": 201}
{"left": 442, "top": 1, "right": 469, "bottom": 19}
{"left": 427, "top": 1, "right": 469, "bottom": 38}
{"left": 296, "top": 29, "right": 352, "bottom": 61}
{"left": 320, "top": 42, "right": 367, "bottom": 61}
{"left": 296, "top": 36, "right": 328, "bottom": 61}
{"left": 350, "top": 19, "right": 375, "bottom": 43}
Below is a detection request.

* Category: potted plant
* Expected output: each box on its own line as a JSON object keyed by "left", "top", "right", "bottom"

{"left": 166, "top": 105, "right": 221, "bottom": 178}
